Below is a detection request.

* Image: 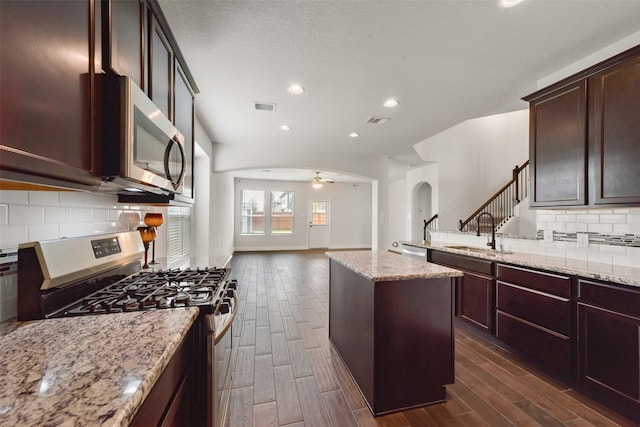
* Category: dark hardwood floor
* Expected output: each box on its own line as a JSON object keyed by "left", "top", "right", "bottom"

{"left": 226, "top": 250, "right": 636, "bottom": 427}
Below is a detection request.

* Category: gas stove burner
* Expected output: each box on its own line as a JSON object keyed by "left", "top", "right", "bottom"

{"left": 116, "top": 297, "right": 140, "bottom": 311}
{"left": 54, "top": 267, "right": 232, "bottom": 317}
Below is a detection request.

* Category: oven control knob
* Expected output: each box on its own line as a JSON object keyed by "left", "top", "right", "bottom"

{"left": 224, "top": 289, "right": 235, "bottom": 298}
{"left": 226, "top": 280, "right": 237, "bottom": 290}
{"left": 218, "top": 302, "right": 230, "bottom": 314}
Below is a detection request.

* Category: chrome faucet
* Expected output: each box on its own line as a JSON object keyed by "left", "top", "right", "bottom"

{"left": 476, "top": 212, "right": 496, "bottom": 250}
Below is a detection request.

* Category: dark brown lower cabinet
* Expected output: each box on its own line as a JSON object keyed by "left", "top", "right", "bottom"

{"left": 578, "top": 279, "right": 640, "bottom": 424}
{"left": 130, "top": 326, "right": 195, "bottom": 426}
{"left": 328, "top": 259, "right": 455, "bottom": 415}
{"left": 459, "top": 272, "right": 495, "bottom": 333}
{"left": 428, "top": 250, "right": 495, "bottom": 334}
{"left": 495, "top": 264, "right": 573, "bottom": 377}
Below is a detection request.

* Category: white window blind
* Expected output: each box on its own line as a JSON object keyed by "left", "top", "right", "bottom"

{"left": 167, "top": 206, "right": 191, "bottom": 258}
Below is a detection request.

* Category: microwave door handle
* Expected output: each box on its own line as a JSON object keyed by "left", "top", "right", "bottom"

{"left": 163, "top": 135, "right": 186, "bottom": 188}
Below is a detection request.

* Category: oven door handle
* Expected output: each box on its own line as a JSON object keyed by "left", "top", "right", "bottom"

{"left": 214, "top": 294, "right": 238, "bottom": 345}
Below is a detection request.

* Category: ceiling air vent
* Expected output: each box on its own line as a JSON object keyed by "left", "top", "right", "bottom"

{"left": 253, "top": 102, "right": 277, "bottom": 112}
{"left": 365, "top": 116, "right": 390, "bottom": 124}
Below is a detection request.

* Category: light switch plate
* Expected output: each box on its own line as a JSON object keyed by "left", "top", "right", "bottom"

{"left": 543, "top": 229, "right": 553, "bottom": 242}
{"left": 577, "top": 233, "right": 590, "bottom": 248}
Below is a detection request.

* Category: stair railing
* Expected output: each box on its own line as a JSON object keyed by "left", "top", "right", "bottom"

{"left": 423, "top": 214, "right": 438, "bottom": 240}
{"left": 459, "top": 161, "right": 529, "bottom": 233}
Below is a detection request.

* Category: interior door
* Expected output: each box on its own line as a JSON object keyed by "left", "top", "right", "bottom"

{"left": 308, "top": 199, "right": 330, "bottom": 249}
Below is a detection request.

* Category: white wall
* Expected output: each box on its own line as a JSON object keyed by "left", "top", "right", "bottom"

{"left": 233, "top": 178, "right": 371, "bottom": 251}
{"left": 413, "top": 110, "right": 529, "bottom": 231}
{"left": 213, "top": 142, "right": 389, "bottom": 250}
{"left": 387, "top": 178, "right": 406, "bottom": 251}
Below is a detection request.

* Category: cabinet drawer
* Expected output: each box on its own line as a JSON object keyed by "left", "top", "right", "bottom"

{"left": 578, "top": 279, "right": 640, "bottom": 318}
{"left": 430, "top": 251, "right": 493, "bottom": 276}
{"left": 497, "top": 264, "right": 571, "bottom": 298}
{"left": 496, "top": 311, "right": 571, "bottom": 377}
{"left": 497, "top": 281, "right": 571, "bottom": 336}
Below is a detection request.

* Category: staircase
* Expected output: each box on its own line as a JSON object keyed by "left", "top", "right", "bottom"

{"left": 458, "top": 161, "right": 529, "bottom": 234}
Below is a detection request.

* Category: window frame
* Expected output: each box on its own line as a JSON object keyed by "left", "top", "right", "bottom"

{"left": 270, "top": 190, "right": 295, "bottom": 234}
{"left": 240, "top": 189, "right": 266, "bottom": 235}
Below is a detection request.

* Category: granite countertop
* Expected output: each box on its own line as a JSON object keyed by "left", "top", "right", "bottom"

{"left": 326, "top": 250, "right": 462, "bottom": 282}
{"left": 403, "top": 240, "right": 640, "bottom": 288}
{"left": 0, "top": 308, "right": 199, "bottom": 426}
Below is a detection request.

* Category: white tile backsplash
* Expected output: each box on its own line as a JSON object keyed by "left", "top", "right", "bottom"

{"left": 587, "top": 223, "right": 613, "bottom": 233}
{"left": 0, "top": 225, "right": 28, "bottom": 247}
{"left": 45, "top": 207, "right": 72, "bottom": 224}
{"left": 576, "top": 214, "right": 599, "bottom": 223}
{"left": 58, "top": 191, "right": 89, "bottom": 207}
{"left": 9, "top": 205, "right": 45, "bottom": 225}
{"left": 0, "top": 190, "right": 28, "bottom": 205}
{"left": 28, "top": 224, "right": 60, "bottom": 242}
{"left": 0, "top": 205, "right": 7, "bottom": 225}
{"left": 28, "top": 191, "right": 60, "bottom": 206}
{"left": 70, "top": 207, "right": 93, "bottom": 222}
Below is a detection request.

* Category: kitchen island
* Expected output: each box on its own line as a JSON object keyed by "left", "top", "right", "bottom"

{"left": 326, "top": 250, "right": 462, "bottom": 415}
{"left": 0, "top": 308, "right": 199, "bottom": 426}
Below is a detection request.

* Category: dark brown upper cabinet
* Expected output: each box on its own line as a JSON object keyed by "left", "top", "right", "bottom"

{"left": 524, "top": 45, "right": 640, "bottom": 208}
{"left": 105, "top": 0, "right": 145, "bottom": 91}
{"left": 528, "top": 81, "right": 587, "bottom": 207}
{"left": 175, "top": 64, "right": 195, "bottom": 199}
{"left": 149, "top": 11, "right": 173, "bottom": 121}
{"left": 589, "top": 54, "right": 640, "bottom": 205}
{"left": 0, "top": 0, "right": 101, "bottom": 189}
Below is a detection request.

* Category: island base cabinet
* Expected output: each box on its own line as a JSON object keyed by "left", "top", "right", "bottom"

{"left": 328, "top": 259, "right": 454, "bottom": 415}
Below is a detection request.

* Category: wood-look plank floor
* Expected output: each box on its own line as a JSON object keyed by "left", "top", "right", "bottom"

{"left": 225, "top": 251, "right": 636, "bottom": 427}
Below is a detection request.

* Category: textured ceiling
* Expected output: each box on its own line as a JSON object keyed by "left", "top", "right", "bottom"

{"left": 159, "top": 0, "right": 640, "bottom": 182}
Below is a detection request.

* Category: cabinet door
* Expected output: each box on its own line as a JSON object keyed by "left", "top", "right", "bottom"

{"left": 590, "top": 55, "right": 640, "bottom": 205}
{"left": 0, "top": 0, "right": 100, "bottom": 187}
{"left": 107, "top": 0, "right": 145, "bottom": 90}
{"left": 175, "top": 64, "right": 194, "bottom": 199}
{"left": 578, "top": 304, "right": 640, "bottom": 412}
{"left": 529, "top": 81, "right": 587, "bottom": 207}
{"left": 458, "top": 272, "right": 495, "bottom": 333}
{"left": 148, "top": 12, "right": 173, "bottom": 120}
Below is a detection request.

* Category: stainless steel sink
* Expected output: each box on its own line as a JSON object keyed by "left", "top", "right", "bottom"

{"left": 444, "top": 245, "right": 513, "bottom": 255}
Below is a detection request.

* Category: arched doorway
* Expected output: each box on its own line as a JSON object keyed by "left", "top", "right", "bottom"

{"left": 411, "top": 182, "right": 432, "bottom": 240}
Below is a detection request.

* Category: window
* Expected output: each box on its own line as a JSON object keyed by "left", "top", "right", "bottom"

{"left": 241, "top": 190, "right": 265, "bottom": 234}
{"left": 311, "top": 200, "right": 327, "bottom": 225}
{"left": 271, "top": 191, "right": 294, "bottom": 234}
{"left": 167, "top": 206, "right": 191, "bottom": 258}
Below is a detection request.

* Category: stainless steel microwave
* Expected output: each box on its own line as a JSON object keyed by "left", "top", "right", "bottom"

{"left": 100, "top": 75, "right": 186, "bottom": 196}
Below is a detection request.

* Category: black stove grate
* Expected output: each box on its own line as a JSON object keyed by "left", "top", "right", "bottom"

{"left": 55, "top": 267, "right": 231, "bottom": 317}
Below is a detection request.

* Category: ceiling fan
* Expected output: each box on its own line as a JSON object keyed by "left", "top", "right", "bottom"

{"left": 311, "top": 171, "right": 334, "bottom": 188}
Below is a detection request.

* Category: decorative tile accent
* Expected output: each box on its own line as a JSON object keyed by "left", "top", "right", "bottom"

{"left": 537, "top": 230, "right": 640, "bottom": 247}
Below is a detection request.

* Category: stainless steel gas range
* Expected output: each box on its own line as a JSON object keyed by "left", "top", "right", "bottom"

{"left": 17, "top": 231, "right": 237, "bottom": 427}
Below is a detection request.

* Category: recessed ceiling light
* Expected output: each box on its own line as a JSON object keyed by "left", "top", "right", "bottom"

{"left": 383, "top": 99, "right": 399, "bottom": 108}
{"left": 287, "top": 85, "right": 304, "bottom": 95}
{"left": 280, "top": 125, "right": 291, "bottom": 131}
{"left": 349, "top": 132, "right": 360, "bottom": 138}
{"left": 499, "top": 0, "right": 525, "bottom": 8}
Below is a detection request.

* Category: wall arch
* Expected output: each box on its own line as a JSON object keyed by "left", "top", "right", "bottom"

{"left": 411, "top": 181, "right": 433, "bottom": 240}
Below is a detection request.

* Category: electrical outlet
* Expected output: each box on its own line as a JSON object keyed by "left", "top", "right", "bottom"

{"left": 543, "top": 229, "right": 553, "bottom": 242}
{"left": 577, "top": 233, "right": 590, "bottom": 248}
